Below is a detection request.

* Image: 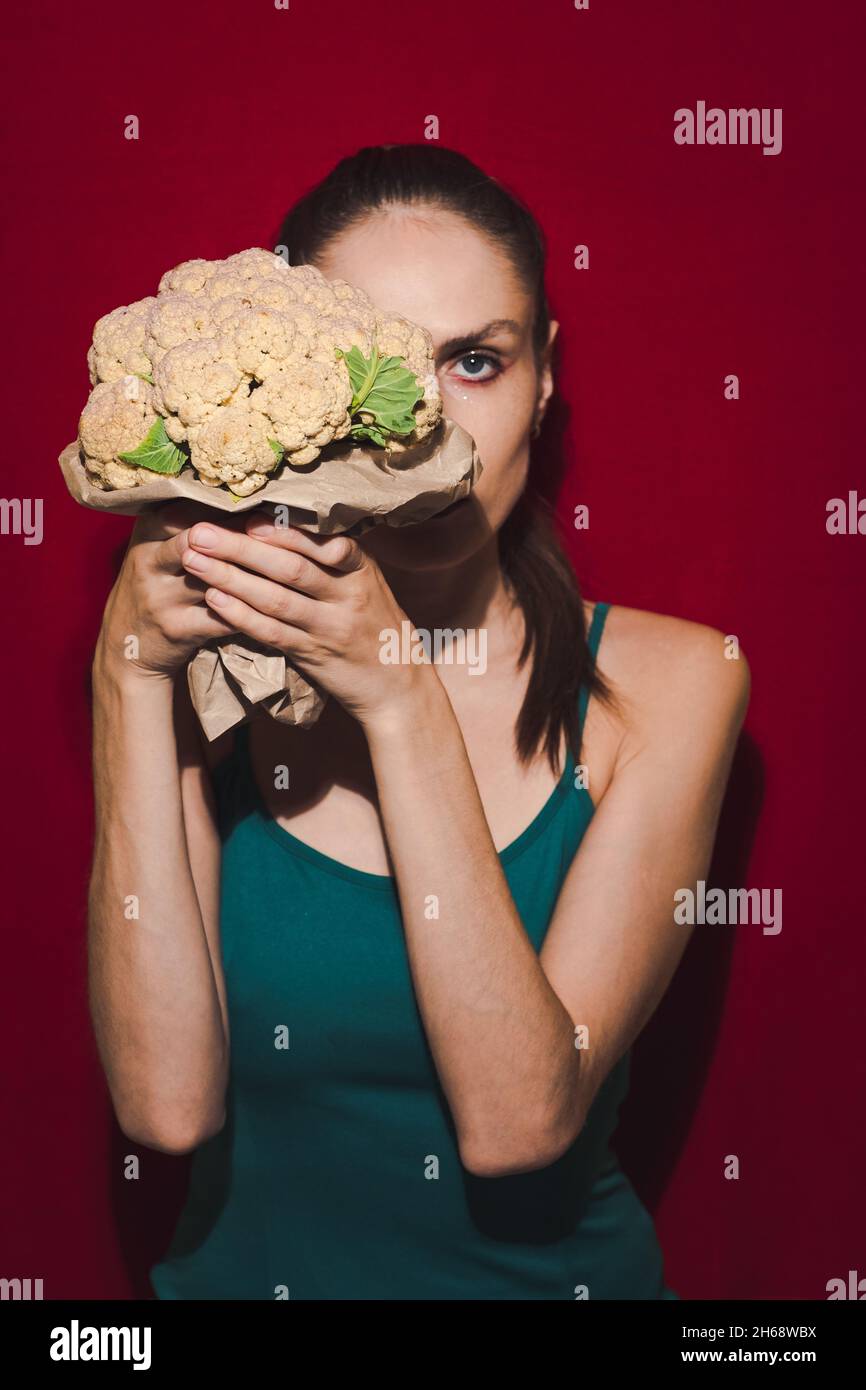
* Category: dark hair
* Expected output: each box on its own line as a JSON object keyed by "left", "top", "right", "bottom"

{"left": 275, "top": 143, "right": 613, "bottom": 774}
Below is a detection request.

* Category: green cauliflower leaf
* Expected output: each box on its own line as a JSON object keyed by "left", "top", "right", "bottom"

{"left": 335, "top": 340, "right": 423, "bottom": 445}
{"left": 118, "top": 416, "right": 188, "bottom": 475}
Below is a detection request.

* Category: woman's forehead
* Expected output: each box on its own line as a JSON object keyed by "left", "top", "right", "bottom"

{"left": 315, "top": 209, "right": 531, "bottom": 344}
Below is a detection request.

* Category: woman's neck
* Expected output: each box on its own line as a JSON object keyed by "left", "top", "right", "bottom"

{"left": 377, "top": 534, "right": 517, "bottom": 641}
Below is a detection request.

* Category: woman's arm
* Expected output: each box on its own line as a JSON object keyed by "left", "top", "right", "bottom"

{"left": 88, "top": 507, "right": 236, "bottom": 1154}
{"left": 365, "top": 613, "right": 750, "bottom": 1177}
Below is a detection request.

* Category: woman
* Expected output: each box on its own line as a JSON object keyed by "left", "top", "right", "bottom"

{"left": 88, "top": 145, "right": 749, "bottom": 1300}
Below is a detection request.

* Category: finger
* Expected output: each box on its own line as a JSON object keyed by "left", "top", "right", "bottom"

{"left": 153, "top": 527, "right": 194, "bottom": 575}
{"left": 151, "top": 599, "right": 236, "bottom": 646}
{"left": 244, "top": 515, "right": 365, "bottom": 574}
{"left": 186, "top": 523, "right": 336, "bottom": 598}
{"left": 153, "top": 519, "right": 247, "bottom": 574}
{"left": 186, "top": 607, "right": 239, "bottom": 643}
{"left": 181, "top": 550, "right": 320, "bottom": 630}
{"left": 203, "top": 587, "right": 310, "bottom": 654}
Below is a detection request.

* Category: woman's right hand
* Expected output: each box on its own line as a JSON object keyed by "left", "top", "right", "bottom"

{"left": 95, "top": 502, "right": 238, "bottom": 681}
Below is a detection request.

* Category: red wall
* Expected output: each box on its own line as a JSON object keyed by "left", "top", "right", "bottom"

{"left": 2, "top": 0, "right": 863, "bottom": 1299}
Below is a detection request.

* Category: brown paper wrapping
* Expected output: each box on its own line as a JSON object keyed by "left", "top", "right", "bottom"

{"left": 59, "top": 419, "right": 481, "bottom": 739}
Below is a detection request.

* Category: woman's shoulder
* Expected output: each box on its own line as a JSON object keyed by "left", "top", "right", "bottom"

{"left": 587, "top": 600, "right": 751, "bottom": 738}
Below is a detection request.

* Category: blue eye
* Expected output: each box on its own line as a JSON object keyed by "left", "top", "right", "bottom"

{"left": 450, "top": 351, "right": 501, "bottom": 383}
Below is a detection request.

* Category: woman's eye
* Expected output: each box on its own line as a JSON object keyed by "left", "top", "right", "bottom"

{"left": 449, "top": 351, "right": 501, "bottom": 384}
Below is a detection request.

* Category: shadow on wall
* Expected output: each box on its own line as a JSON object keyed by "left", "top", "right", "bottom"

{"left": 614, "top": 732, "right": 765, "bottom": 1208}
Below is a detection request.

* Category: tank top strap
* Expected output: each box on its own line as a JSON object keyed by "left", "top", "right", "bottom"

{"left": 210, "top": 719, "right": 254, "bottom": 826}
{"left": 578, "top": 601, "right": 611, "bottom": 730}
{"left": 231, "top": 720, "right": 254, "bottom": 788}
{"left": 234, "top": 719, "right": 252, "bottom": 755}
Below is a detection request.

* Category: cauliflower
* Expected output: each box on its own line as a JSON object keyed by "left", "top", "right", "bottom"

{"left": 191, "top": 406, "right": 282, "bottom": 493}
{"left": 220, "top": 305, "right": 313, "bottom": 380}
{"left": 152, "top": 338, "right": 246, "bottom": 433}
{"left": 78, "top": 377, "right": 159, "bottom": 490}
{"left": 77, "top": 248, "right": 444, "bottom": 494}
{"left": 259, "top": 357, "right": 354, "bottom": 464}
{"left": 144, "top": 294, "right": 214, "bottom": 370}
{"left": 157, "top": 257, "right": 219, "bottom": 297}
{"left": 87, "top": 298, "right": 157, "bottom": 386}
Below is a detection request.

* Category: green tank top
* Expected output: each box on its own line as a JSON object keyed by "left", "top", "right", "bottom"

{"left": 150, "top": 601, "right": 679, "bottom": 1300}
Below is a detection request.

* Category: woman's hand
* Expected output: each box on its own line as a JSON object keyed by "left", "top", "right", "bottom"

{"left": 96, "top": 502, "right": 237, "bottom": 682}
{"left": 179, "top": 515, "right": 424, "bottom": 730}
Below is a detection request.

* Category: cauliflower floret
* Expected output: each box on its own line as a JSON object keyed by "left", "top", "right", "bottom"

{"left": 207, "top": 293, "right": 263, "bottom": 329}
{"left": 269, "top": 263, "right": 353, "bottom": 310}
{"left": 219, "top": 471, "right": 273, "bottom": 496}
{"left": 157, "top": 249, "right": 286, "bottom": 300}
{"left": 281, "top": 263, "right": 330, "bottom": 291}
{"left": 153, "top": 339, "right": 246, "bottom": 435}
{"left": 259, "top": 357, "right": 354, "bottom": 464}
{"left": 331, "top": 277, "right": 370, "bottom": 302}
{"left": 145, "top": 294, "right": 214, "bottom": 369}
{"left": 201, "top": 250, "right": 290, "bottom": 303}
{"left": 201, "top": 270, "right": 265, "bottom": 302}
{"left": 219, "top": 306, "right": 314, "bottom": 380}
{"left": 373, "top": 311, "right": 435, "bottom": 382}
{"left": 78, "top": 377, "right": 159, "bottom": 489}
{"left": 252, "top": 277, "right": 313, "bottom": 312}
{"left": 190, "top": 406, "right": 281, "bottom": 492}
{"left": 321, "top": 279, "right": 377, "bottom": 317}
{"left": 308, "top": 311, "right": 375, "bottom": 366}
{"left": 222, "top": 248, "right": 290, "bottom": 281}
{"left": 87, "top": 297, "right": 156, "bottom": 386}
{"left": 271, "top": 302, "right": 322, "bottom": 341}
{"left": 157, "top": 258, "right": 219, "bottom": 297}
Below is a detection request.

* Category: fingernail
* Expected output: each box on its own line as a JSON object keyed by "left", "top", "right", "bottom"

{"left": 183, "top": 549, "right": 208, "bottom": 571}
{"left": 191, "top": 524, "right": 217, "bottom": 548}
{"left": 206, "top": 588, "right": 229, "bottom": 607}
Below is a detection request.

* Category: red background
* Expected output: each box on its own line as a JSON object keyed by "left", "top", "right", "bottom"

{"left": 2, "top": 0, "right": 863, "bottom": 1299}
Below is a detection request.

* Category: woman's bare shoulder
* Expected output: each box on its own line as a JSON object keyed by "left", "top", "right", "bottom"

{"left": 587, "top": 600, "right": 751, "bottom": 740}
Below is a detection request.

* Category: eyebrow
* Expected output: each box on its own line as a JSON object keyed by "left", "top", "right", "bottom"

{"left": 434, "top": 318, "right": 522, "bottom": 361}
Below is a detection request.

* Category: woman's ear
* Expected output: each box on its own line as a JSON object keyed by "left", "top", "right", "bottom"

{"left": 533, "top": 320, "right": 559, "bottom": 434}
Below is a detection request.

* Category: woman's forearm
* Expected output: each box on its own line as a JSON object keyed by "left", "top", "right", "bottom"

{"left": 364, "top": 667, "right": 583, "bottom": 1177}
{"left": 88, "top": 645, "right": 228, "bottom": 1153}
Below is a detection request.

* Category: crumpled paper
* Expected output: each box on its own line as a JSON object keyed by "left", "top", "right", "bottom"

{"left": 59, "top": 418, "right": 481, "bottom": 739}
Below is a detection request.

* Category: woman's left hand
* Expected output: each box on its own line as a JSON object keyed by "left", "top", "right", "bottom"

{"left": 180, "top": 515, "right": 422, "bottom": 731}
